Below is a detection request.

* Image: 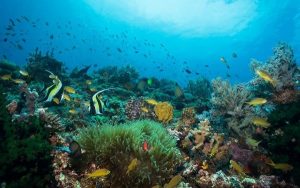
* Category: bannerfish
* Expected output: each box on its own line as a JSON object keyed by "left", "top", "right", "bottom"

{"left": 89, "top": 88, "right": 114, "bottom": 115}
{"left": 41, "top": 70, "right": 64, "bottom": 104}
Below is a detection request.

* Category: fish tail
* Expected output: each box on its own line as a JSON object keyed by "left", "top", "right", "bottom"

{"left": 270, "top": 80, "right": 276, "bottom": 87}
{"left": 266, "top": 159, "right": 275, "bottom": 166}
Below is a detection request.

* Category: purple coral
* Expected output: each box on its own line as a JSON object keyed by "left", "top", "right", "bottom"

{"left": 229, "top": 143, "right": 253, "bottom": 166}
{"left": 125, "top": 98, "right": 143, "bottom": 120}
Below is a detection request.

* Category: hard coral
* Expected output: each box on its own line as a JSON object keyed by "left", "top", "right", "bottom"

{"left": 154, "top": 102, "right": 173, "bottom": 123}
{"left": 211, "top": 78, "right": 255, "bottom": 137}
{"left": 250, "top": 43, "right": 299, "bottom": 104}
{"left": 26, "top": 48, "right": 65, "bottom": 82}
{"left": 180, "top": 107, "right": 197, "bottom": 127}
{"left": 76, "top": 120, "right": 182, "bottom": 187}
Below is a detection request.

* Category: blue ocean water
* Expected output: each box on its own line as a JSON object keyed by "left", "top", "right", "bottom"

{"left": 0, "top": 0, "right": 299, "bottom": 86}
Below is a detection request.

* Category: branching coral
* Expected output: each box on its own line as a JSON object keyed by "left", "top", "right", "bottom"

{"left": 250, "top": 42, "right": 300, "bottom": 104}
{"left": 76, "top": 120, "right": 182, "bottom": 187}
{"left": 210, "top": 78, "right": 256, "bottom": 136}
{"left": 154, "top": 102, "right": 173, "bottom": 124}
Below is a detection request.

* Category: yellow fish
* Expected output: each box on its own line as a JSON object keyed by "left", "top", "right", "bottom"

{"left": 210, "top": 142, "right": 219, "bottom": 158}
{"left": 174, "top": 83, "right": 184, "bottom": 98}
{"left": 19, "top": 70, "right": 29, "bottom": 77}
{"left": 84, "top": 101, "right": 90, "bottom": 107}
{"left": 267, "top": 160, "right": 293, "bottom": 172}
{"left": 86, "top": 80, "right": 92, "bottom": 85}
{"left": 246, "top": 98, "right": 267, "bottom": 106}
{"left": 141, "top": 107, "right": 149, "bottom": 113}
{"left": 126, "top": 158, "right": 139, "bottom": 174}
{"left": 53, "top": 98, "right": 60, "bottom": 104}
{"left": 64, "top": 86, "right": 76, "bottom": 94}
{"left": 230, "top": 160, "right": 246, "bottom": 177}
{"left": 63, "top": 94, "right": 71, "bottom": 101}
{"left": 90, "top": 88, "right": 97, "bottom": 92}
{"left": 246, "top": 137, "right": 261, "bottom": 148}
{"left": 252, "top": 117, "right": 271, "bottom": 128}
{"left": 256, "top": 69, "right": 276, "bottom": 86}
{"left": 1, "top": 74, "right": 11, "bottom": 80}
{"left": 12, "top": 79, "right": 25, "bottom": 84}
{"left": 164, "top": 175, "right": 182, "bottom": 188}
{"left": 152, "top": 185, "right": 160, "bottom": 188}
{"left": 201, "top": 160, "right": 209, "bottom": 170}
{"left": 69, "top": 109, "right": 77, "bottom": 114}
{"left": 86, "top": 168, "right": 110, "bottom": 178}
{"left": 145, "top": 99, "right": 158, "bottom": 105}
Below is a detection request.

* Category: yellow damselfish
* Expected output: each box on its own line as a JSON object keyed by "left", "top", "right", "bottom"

{"left": 12, "top": 79, "right": 25, "bottom": 84}
{"left": 141, "top": 107, "right": 149, "bottom": 113}
{"left": 64, "top": 94, "right": 71, "bottom": 101}
{"left": 246, "top": 137, "right": 261, "bottom": 148}
{"left": 86, "top": 168, "right": 110, "bottom": 178}
{"left": 145, "top": 99, "right": 158, "bottom": 105}
{"left": 230, "top": 160, "right": 246, "bottom": 177}
{"left": 53, "top": 98, "right": 60, "bottom": 104}
{"left": 256, "top": 69, "right": 276, "bottom": 86}
{"left": 246, "top": 98, "right": 267, "bottom": 106}
{"left": 267, "top": 160, "right": 293, "bottom": 172}
{"left": 86, "top": 80, "right": 92, "bottom": 85}
{"left": 126, "top": 158, "right": 139, "bottom": 174}
{"left": 19, "top": 70, "right": 29, "bottom": 77}
{"left": 164, "top": 175, "right": 182, "bottom": 188}
{"left": 251, "top": 117, "right": 271, "bottom": 128}
{"left": 1, "top": 74, "right": 11, "bottom": 80}
{"left": 64, "top": 86, "right": 76, "bottom": 94}
{"left": 69, "top": 109, "right": 77, "bottom": 114}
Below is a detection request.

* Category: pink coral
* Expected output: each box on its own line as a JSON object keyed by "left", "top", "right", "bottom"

{"left": 19, "top": 83, "right": 39, "bottom": 115}
{"left": 6, "top": 100, "right": 18, "bottom": 114}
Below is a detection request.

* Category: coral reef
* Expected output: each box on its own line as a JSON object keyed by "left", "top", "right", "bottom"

{"left": 76, "top": 120, "right": 182, "bottom": 187}
{"left": 0, "top": 42, "right": 299, "bottom": 187}
{"left": 250, "top": 42, "right": 300, "bottom": 104}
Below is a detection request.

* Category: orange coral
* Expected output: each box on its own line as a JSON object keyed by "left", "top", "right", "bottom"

{"left": 191, "top": 119, "right": 211, "bottom": 150}
{"left": 154, "top": 102, "right": 173, "bottom": 123}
